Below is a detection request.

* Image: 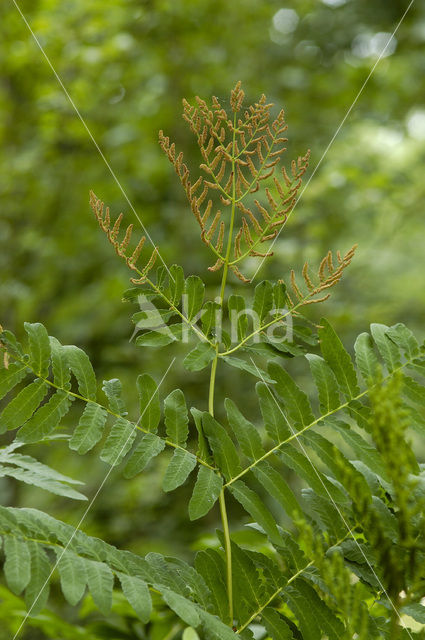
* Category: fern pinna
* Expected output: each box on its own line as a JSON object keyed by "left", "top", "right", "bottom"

{"left": 1, "top": 84, "right": 425, "bottom": 639}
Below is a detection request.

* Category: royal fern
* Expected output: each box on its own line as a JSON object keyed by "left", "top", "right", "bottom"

{"left": 1, "top": 84, "right": 425, "bottom": 639}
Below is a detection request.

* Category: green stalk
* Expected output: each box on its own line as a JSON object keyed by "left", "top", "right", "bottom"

{"left": 207, "top": 110, "right": 238, "bottom": 627}
{"left": 219, "top": 488, "right": 233, "bottom": 626}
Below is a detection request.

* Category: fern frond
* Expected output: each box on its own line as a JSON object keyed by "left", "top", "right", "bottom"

{"left": 89, "top": 191, "right": 158, "bottom": 283}
{"left": 159, "top": 83, "right": 310, "bottom": 277}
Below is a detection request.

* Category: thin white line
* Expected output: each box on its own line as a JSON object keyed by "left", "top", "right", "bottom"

{"left": 12, "top": 357, "right": 176, "bottom": 639}
{"left": 11, "top": 0, "right": 172, "bottom": 278}
{"left": 251, "top": 0, "right": 415, "bottom": 282}
{"left": 249, "top": 358, "right": 413, "bottom": 638}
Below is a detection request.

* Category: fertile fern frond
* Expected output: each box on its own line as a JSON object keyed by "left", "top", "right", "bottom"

{"left": 89, "top": 190, "right": 158, "bottom": 284}
{"left": 286, "top": 244, "right": 358, "bottom": 309}
{"left": 159, "top": 82, "right": 310, "bottom": 278}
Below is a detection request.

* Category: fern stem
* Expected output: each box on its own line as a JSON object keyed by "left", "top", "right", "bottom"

{"left": 219, "top": 111, "right": 238, "bottom": 304}
{"left": 208, "top": 347, "right": 219, "bottom": 416}
{"left": 219, "top": 488, "right": 234, "bottom": 626}
{"left": 207, "top": 111, "right": 238, "bottom": 627}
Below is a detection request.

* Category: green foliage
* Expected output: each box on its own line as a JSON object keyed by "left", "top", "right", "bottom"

{"left": 1, "top": 83, "right": 425, "bottom": 640}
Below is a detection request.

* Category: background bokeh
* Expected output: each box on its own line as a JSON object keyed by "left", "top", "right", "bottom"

{"left": 1, "top": 0, "right": 424, "bottom": 636}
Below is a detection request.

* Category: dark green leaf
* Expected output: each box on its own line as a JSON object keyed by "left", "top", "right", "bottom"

{"left": 118, "top": 572, "right": 151, "bottom": 622}
{"left": 164, "top": 389, "right": 189, "bottom": 446}
{"left": 269, "top": 362, "right": 315, "bottom": 428}
{"left": 256, "top": 381, "right": 291, "bottom": 443}
{"left": 162, "top": 449, "right": 197, "bottom": 492}
{"left": 137, "top": 373, "right": 160, "bottom": 433}
{"left": 183, "top": 343, "right": 216, "bottom": 372}
{"left": 202, "top": 413, "right": 242, "bottom": 480}
{"left": 24, "top": 322, "right": 51, "bottom": 378}
{"left": 225, "top": 397, "right": 264, "bottom": 460}
{"left": 18, "top": 391, "right": 72, "bottom": 443}
{"left": 123, "top": 432, "right": 165, "bottom": 478}
{"left": 102, "top": 378, "right": 127, "bottom": 416}
{"left": 222, "top": 355, "right": 274, "bottom": 383}
{"left": 100, "top": 417, "right": 137, "bottom": 466}
{"left": 229, "top": 480, "right": 282, "bottom": 546}
{"left": 62, "top": 345, "right": 97, "bottom": 400}
{"left": 319, "top": 319, "right": 359, "bottom": 400}
{"left": 185, "top": 275, "right": 205, "bottom": 321}
{"left": 189, "top": 466, "right": 223, "bottom": 520}
{"left": 0, "top": 378, "right": 48, "bottom": 433}
{"left": 69, "top": 402, "right": 107, "bottom": 454}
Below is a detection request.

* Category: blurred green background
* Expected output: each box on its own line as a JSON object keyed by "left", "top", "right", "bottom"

{"left": 1, "top": 0, "right": 424, "bottom": 636}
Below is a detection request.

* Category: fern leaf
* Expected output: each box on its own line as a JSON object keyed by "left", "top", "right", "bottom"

{"left": 117, "top": 572, "right": 152, "bottom": 622}
{"left": 256, "top": 381, "right": 291, "bottom": 443}
{"left": 0, "top": 378, "right": 48, "bottom": 433}
{"left": 228, "top": 294, "right": 248, "bottom": 341}
{"left": 0, "top": 362, "right": 27, "bottom": 401}
{"left": 201, "top": 300, "right": 220, "bottom": 337}
{"left": 387, "top": 322, "right": 419, "bottom": 359}
{"left": 253, "top": 280, "right": 273, "bottom": 323}
{"left": 137, "top": 373, "right": 161, "bottom": 433}
{"left": 185, "top": 275, "right": 205, "bottom": 320}
{"left": 24, "top": 322, "right": 51, "bottom": 378}
{"left": 279, "top": 445, "right": 347, "bottom": 503}
{"left": 24, "top": 542, "right": 50, "bottom": 615}
{"left": 354, "top": 332, "right": 380, "bottom": 382}
{"left": 194, "top": 549, "right": 228, "bottom": 621}
{"left": 229, "top": 480, "right": 282, "bottom": 546}
{"left": 202, "top": 413, "right": 242, "bottom": 480}
{"left": 56, "top": 549, "right": 87, "bottom": 605}
{"left": 330, "top": 422, "right": 389, "bottom": 482}
{"left": 168, "top": 264, "right": 185, "bottom": 305}
{"left": 49, "top": 336, "right": 71, "bottom": 389}
{"left": 286, "top": 578, "right": 345, "bottom": 640}
{"left": 269, "top": 362, "right": 315, "bottom": 428}
{"left": 0, "top": 465, "right": 87, "bottom": 501}
{"left": 301, "top": 490, "right": 347, "bottom": 540}
{"left": 3, "top": 537, "right": 31, "bottom": 595}
{"left": 183, "top": 343, "right": 216, "bottom": 372}
{"left": 160, "top": 587, "right": 200, "bottom": 627}
{"left": 306, "top": 354, "right": 340, "bottom": 413}
{"left": 136, "top": 325, "right": 182, "bottom": 347}
{"left": 69, "top": 402, "right": 107, "bottom": 454}
{"left": 301, "top": 430, "right": 370, "bottom": 498}
{"left": 123, "top": 432, "right": 165, "bottom": 478}
{"left": 86, "top": 559, "right": 114, "bottom": 614}
{"left": 0, "top": 452, "right": 84, "bottom": 486}
{"left": 102, "top": 378, "right": 127, "bottom": 416}
{"left": 370, "top": 323, "right": 401, "bottom": 372}
{"left": 319, "top": 318, "right": 360, "bottom": 400}
{"left": 100, "top": 417, "right": 137, "bottom": 466}
{"left": 162, "top": 449, "right": 197, "bottom": 492}
{"left": 18, "top": 391, "right": 72, "bottom": 443}
{"left": 62, "top": 345, "right": 97, "bottom": 400}
{"left": 225, "top": 397, "right": 264, "bottom": 460}
{"left": 251, "top": 461, "right": 299, "bottom": 517}
{"left": 197, "top": 609, "right": 239, "bottom": 639}
{"left": 223, "top": 355, "right": 274, "bottom": 383}
{"left": 164, "top": 389, "right": 189, "bottom": 446}
{"left": 261, "top": 607, "right": 294, "bottom": 639}
{"left": 230, "top": 541, "right": 265, "bottom": 624}
{"left": 190, "top": 407, "right": 211, "bottom": 462}
{"left": 189, "top": 466, "right": 223, "bottom": 520}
